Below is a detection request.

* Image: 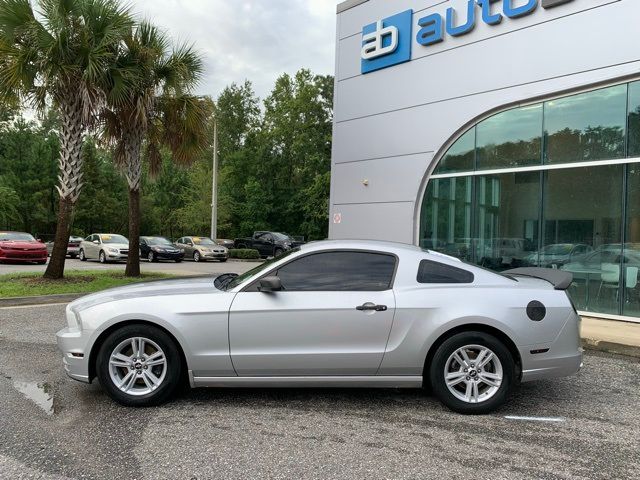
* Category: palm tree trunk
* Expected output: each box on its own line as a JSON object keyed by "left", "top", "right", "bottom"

{"left": 124, "top": 134, "right": 143, "bottom": 277}
{"left": 126, "top": 187, "right": 141, "bottom": 277}
{"left": 44, "top": 93, "right": 85, "bottom": 280}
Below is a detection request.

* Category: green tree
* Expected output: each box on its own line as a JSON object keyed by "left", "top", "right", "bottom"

{"left": 0, "top": 0, "right": 134, "bottom": 278}
{"left": 102, "top": 21, "right": 210, "bottom": 276}
{"left": 0, "top": 177, "right": 19, "bottom": 228}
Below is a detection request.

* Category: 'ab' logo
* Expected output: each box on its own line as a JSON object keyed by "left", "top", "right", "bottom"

{"left": 361, "top": 9, "right": 413, "bottom": 74}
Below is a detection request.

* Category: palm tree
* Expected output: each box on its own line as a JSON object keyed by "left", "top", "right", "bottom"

{"left": 0, "top": 0, "right": 133, "bottom": 279}
{"left": 102, "top": 22, "right": 210, "bottom": 277}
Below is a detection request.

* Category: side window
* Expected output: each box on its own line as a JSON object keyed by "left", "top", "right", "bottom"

{"left": 276, "top": 251, "right": 396, "bottom": 291}
{"left": 258, "top": 233, "right": 271, "bottom": 242}
{"left": 417, "top": 260, "right": 474, "bottom": 284}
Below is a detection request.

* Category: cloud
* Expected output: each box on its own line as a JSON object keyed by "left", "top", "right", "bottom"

{"left": 131, "top": 0, "right": 340, "bottom": 102}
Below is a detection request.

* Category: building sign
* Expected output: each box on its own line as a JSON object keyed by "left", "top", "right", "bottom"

{"left": 361, "top": 0, "right": 574, "bottom": 74}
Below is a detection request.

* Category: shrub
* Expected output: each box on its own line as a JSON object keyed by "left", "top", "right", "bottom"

{"left": 229, "top": 248, "right": 260, "bottom": 259}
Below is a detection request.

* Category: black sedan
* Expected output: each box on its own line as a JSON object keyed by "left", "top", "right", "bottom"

{"left": 140, "top": 236, "right": 184, "bottom": 263}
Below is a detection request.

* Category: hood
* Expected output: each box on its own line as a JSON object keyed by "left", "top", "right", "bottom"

{"left": 0, "top": 240, "right": 46, "bottom": 250}
{"left": 69, "top": 276, "right": 221, "bottom": 312}
{"left": 100, "top": 243, "right": 129, "bottom": 250}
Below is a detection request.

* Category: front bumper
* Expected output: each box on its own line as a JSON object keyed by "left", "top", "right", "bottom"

{"left": 56, "top": 327, "right": 91, "bottom": 383}
{"left": 520, "top": 311, "right": 583, "bottom": 383}
{"left": 0, "top": 251, "right": 47, "bottom": 262}
{"left": 156, "top": 251, "right": 184, "bottom": 261}
{"left": 201, "top": 252, "right": 228, "bottom": 260}
{"left": 106, "top": 252, "right": 128, "bottom": 261}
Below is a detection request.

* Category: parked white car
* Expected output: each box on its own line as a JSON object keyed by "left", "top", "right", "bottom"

{"left": 79, "top": 234, "right": 129, "bottom": 264}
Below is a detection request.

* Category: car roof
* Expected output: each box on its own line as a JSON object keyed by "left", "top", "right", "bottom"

{"left": 300, "top": 239, "right": 424, "bottom": 255}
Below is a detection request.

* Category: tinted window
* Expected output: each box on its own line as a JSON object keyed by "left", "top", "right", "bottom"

{"left": 417, "top": 260, "right": 474, "bottom": 284}
{"left": 276, "top": 251, "right": 396, "bottom": 291}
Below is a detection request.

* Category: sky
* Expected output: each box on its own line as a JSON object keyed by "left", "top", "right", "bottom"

{"left": 131, "top": 0, "right": 341, "bottom": 102}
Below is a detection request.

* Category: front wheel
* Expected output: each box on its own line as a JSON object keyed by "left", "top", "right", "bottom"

{"left": 429, "top": 331, "right": 514, "bottom": 415}
{"left": 147, "top": 251, "right": 156, "bottom": 263}
{"left": 274, "top": 248, "right": 284, "bottom": 257}
{"left": 99, "top": 251, "right": 107, "bottom": 264}
{"left": 96, "top": 324, "right": 183, "bottom": 407}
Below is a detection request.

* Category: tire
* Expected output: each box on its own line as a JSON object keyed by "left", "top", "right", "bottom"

{"left": 274, "top": 248, "right": 284, "bottom": 257}
{"left": 95, "top": 324, "right": 183, "bottom": 407}
{"left": 219, "top": 258, "right": 227, "bottom": 263}
{"left": 429, "top": 331, "right": 514, "bottom": 415}
{"left": 175, "top": 259, "right": 182, "bottom": 263}
{"left": 147, "top": 251, "right": 156, "bottom": 263}
{"left": 37, "top": 260, "right": 47, "bottom": 265}
{"left": 193, "top": 251, "right": 201, "bottom": 263}
{"left": 79, "top": 249, "right": 87, "bottom": 262}
{"left": 99, "top": 251, "right": 107, "bottom": 264}
{"left": 69, "top": 254, "right": 77, "bottom": 259}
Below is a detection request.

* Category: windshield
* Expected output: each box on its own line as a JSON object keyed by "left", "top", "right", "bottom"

{"left": 541, "top": 244, "right": 573, "bottom": 255}
{"left": 100, "top": 234, "right": 128, "bottom": 244}
{"left": 272, "top": 232, "right": 292, "bottom": 241}
{"left": 0, "top": 232, "right": 36, "bottom": 242}
{"left": 192, "top": 237, "right": 216, "bottom": 245}
{"left": 222, "top": 248, "right": 300, "bottom": 291}
{"left": 145, "top": 237, "right": 172, "bottom": 246}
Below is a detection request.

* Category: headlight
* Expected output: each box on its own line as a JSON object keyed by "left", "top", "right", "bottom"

{"left": 108, "top": 248, "right": 118, "bottom": 253}
{"left": 152, "top": 247, "right": 165, "bottom": 252}
{"left": 180, "top": 248, "right": 185, "bottom": 253}
{"left": 65, "top": 305, "right": 81, "bottom": 330}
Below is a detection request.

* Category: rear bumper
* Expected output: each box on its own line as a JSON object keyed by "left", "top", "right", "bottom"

{"left": 56, "top": 327, "right": 91, "bottom": 383}
{"left": 520, "top": 311, "right": 583, "bottom": 382}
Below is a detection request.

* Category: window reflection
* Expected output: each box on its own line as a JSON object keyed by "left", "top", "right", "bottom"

{"left": 545, "top": 85, "right": 627, "bottom": 164}
{"left": 624, "top": 165, "right": 640, "bottom": 316}
{"left": 627, "top": 81, "right": 640, "bottom": 157}
{"left": 420, "top": 177, "right": 473, "bottom": 261}
{"left": 435, "top": 129, "right": 475, "bottom": 174}
{"left": 477, "top": 105, "right": 542, "bottom": 170}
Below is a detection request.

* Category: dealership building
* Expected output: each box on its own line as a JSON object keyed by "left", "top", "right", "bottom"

{"left": 329, "top": 0, "right": 640, "bottom": 323}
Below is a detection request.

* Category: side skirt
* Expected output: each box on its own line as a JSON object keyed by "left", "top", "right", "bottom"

{"left": 188, "top": 372, "right": 423, "bottom": 389}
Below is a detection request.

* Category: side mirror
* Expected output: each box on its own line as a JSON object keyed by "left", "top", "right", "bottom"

{"left": 93, "top": 240, "right": 99, "bottom": 245}
{"left": 258, "top": 276, "right": 282, "bottom": 293}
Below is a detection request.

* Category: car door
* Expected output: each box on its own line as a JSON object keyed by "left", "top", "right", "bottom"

{"left": 229, "top": 250, "right": 397, "bottom": 376}
{"left": 254, "top": 233, "right": 273, "bottom": 257}
{"left": 184, "top": 238, "right": 195, "bottom": 257}
{"left": 86, "top": 235, "right": 98, "bottom": 258}
{"left": 140, "top": 238, "right": 148, "bottom": 257}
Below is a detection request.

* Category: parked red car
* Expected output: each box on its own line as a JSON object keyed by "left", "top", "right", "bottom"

{"left": 0, "top": 231, "right": 48, "bottom": 264}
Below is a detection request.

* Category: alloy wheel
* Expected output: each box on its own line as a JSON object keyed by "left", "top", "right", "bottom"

{"left": 108, "top": 337, "right": 167, "bottom": 396}
{"left": 444, "top": 344, "right": 503, "bottom": 404}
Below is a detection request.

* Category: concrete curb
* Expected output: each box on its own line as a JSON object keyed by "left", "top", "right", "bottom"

{"left": 0, "top": 293, "right": 84, "bottom": 308}
{"left": 582, "top": 338, "right": 640, "bottom": 359}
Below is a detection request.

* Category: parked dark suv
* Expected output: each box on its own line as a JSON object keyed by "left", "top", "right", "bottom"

{"left": 233, "top": 231, "right": 305, "bottom": 258}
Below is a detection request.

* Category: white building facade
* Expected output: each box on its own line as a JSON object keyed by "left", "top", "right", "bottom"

{"left": 330, "top": 0, "right": 640, "bottom": 322}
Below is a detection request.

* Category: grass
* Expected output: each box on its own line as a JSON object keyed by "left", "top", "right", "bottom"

{"left": 0, "top": 270, "right": 175, "bottom": 298}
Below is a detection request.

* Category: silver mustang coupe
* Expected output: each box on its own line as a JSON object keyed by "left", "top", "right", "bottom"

{"left": 56, "top": 240, "right": 582, "bottom": 414}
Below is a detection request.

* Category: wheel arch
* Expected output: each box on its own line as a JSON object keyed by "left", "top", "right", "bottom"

{"left": 422, "top": 323, "right": 522, "bottom": 383}
{"left": 88, "top": 319, "right": 189, "bottom": 384}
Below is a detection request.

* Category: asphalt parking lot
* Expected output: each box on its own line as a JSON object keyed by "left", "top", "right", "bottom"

{"left": 0, "top": 304, "right": 638, "bottom": 479}
{"left": 0, "top": 258, "right": 257, "bottom": 277}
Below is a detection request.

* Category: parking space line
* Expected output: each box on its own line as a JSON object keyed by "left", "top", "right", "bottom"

{"left": 504, "top": 415, "right": 566, "bottom": 422}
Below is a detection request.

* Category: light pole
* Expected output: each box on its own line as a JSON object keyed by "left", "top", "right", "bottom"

{"left": 210, "top": 118, "right": 218, "bottom": 241}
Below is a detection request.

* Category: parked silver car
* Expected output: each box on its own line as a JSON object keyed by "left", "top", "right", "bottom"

{"left": 56, "top": 240, "right": 582, "bottom": 414}
{"left": 174, "top": 236, "right": 228, "bottom": 262}
{"left": 79, "top": 234, "right": 129, "bottom": 264}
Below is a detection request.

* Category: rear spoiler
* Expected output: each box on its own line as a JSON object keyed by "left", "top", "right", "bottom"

{"left": 502, "top": 267, "right": 573, "bottom": 290}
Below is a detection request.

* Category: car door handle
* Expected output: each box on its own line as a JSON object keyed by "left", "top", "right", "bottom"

{"left": 356, "top": 303, "right": 387, "bottom": 312}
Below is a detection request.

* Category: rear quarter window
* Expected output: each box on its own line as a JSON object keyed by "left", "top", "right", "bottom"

{"left": 417, "top": 260, "right": 474, "bottom": 284}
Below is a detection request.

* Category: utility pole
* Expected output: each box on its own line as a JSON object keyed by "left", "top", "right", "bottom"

{"left": 210, "top": 118, "right": 218, "bottom": 241}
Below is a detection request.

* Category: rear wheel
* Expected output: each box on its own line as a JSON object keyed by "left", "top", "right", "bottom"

{"left": 193, "top": 251, "right": 201, "bottom": 262}
{"left": 96, "top": 324, "right": 183, "bottom": 407}
{"left": 79, "top": 249, "right": 87, "bottom": 262}
{"left": 429, "top": 331, "right": 514, "bottom": 414}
